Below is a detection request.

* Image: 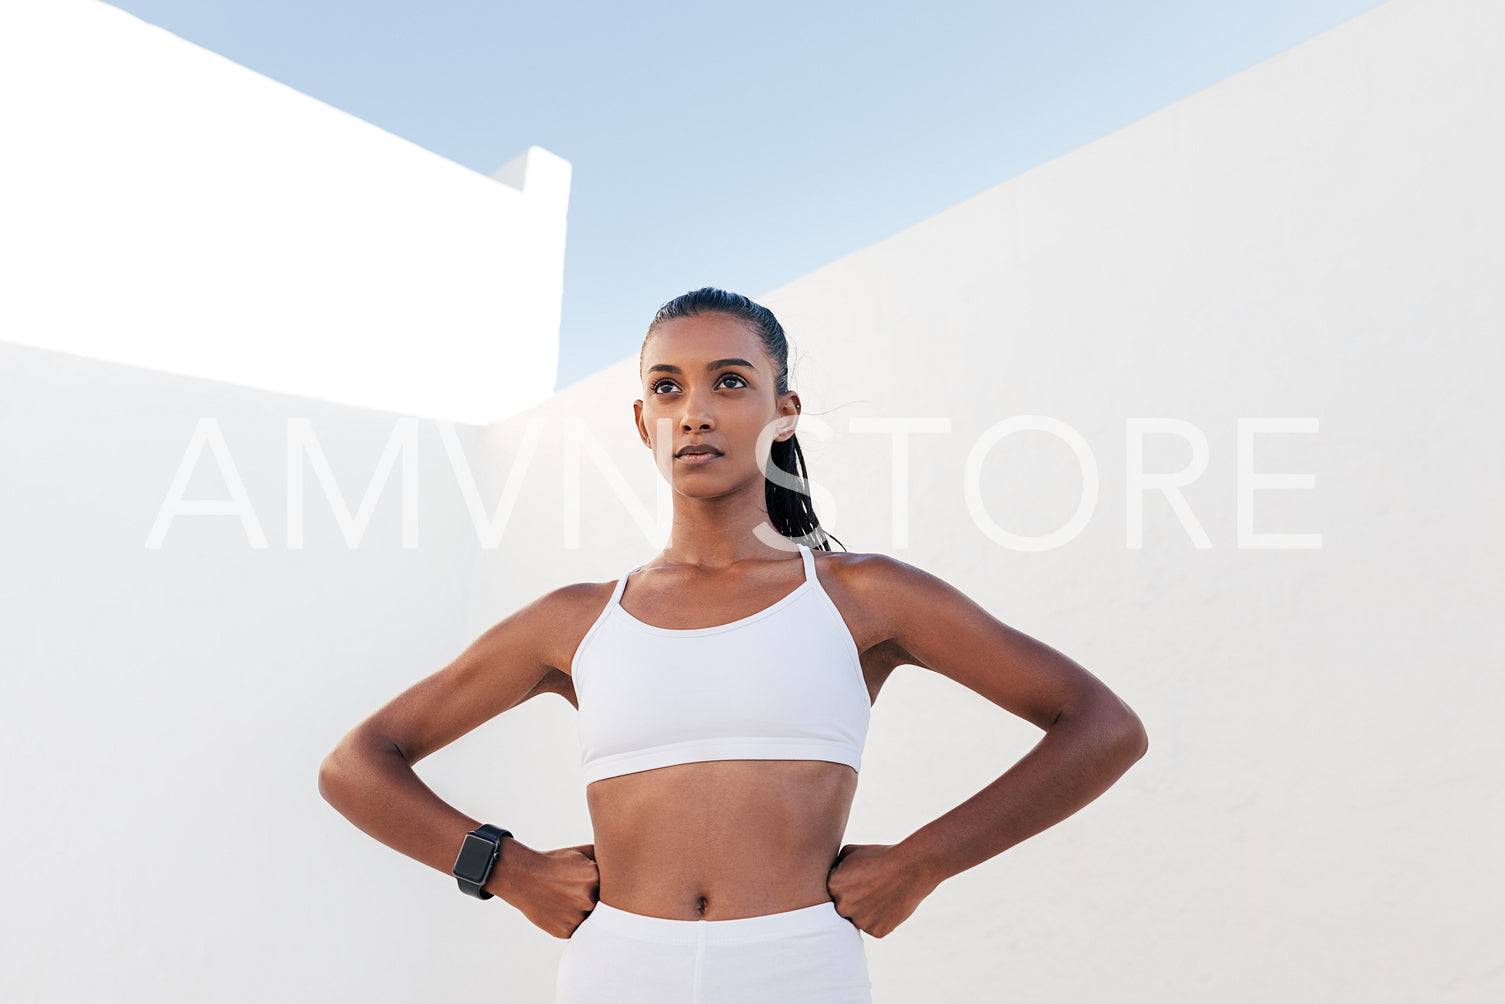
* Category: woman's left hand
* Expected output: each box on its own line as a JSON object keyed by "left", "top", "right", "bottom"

{"left": 825, "top": 842, "right": 939, "bottom": 938}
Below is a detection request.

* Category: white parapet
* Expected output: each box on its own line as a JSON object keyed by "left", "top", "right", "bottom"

{"left": 0, "top": 0, "right": 570, "bottom": 425}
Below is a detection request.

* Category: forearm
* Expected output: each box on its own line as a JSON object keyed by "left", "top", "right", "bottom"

{"left": 317, "top": 730, "right": 490, "bottom": 882}
{"left": 896, "top": 697, "right": 1148, "bottom": 888}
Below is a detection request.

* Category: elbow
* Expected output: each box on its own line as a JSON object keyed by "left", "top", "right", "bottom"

{"left": 318, "top": 730, "right": 407, "bottom": 807}
{"left": 1115, "top": 710, "right": 1149, "bottom": 763}
{"left": 1089, "top": 687, "right": 1148, "bottom": 762}
{"left": 1061, "top": 690, "right": 1150, "bottom": 762}
{"left": 317, "top": 747, "right": 347, "bottom": 807}
{"left": 318, "top": 734, "right": 369, "bottom": 807}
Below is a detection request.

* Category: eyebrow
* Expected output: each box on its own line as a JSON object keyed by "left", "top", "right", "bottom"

{"left": 646, "top": 358, "right": 757, "bottom": 375}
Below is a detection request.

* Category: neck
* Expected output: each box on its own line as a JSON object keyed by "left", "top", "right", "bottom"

{"left": 657, "top": 495, "right": 801, "bottom": 570}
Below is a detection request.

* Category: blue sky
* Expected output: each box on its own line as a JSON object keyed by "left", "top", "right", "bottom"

{"left": 106, "top": 0, "right": 1386, "bottom": 392}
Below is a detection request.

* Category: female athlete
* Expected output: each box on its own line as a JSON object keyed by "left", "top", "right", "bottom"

{"left": 319, "top": 286, "right": 1149, "bottom": 1002}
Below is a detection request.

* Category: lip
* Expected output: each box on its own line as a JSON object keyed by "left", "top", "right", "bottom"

{"left": 675, "top": 448, "right": 722, "bottom": 465}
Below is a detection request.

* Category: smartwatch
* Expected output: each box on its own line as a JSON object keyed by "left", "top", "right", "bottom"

{"left": 451, "top": 823, "right": 512, "bottom": 900}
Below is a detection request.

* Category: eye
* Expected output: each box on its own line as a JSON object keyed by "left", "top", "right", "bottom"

{"left": 651, "top": 374, "right": 748, "bottom": 394}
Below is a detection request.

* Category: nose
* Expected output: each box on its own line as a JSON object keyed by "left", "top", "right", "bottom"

{"left": 679, "top": 385, "right": 715, "bottom": 432}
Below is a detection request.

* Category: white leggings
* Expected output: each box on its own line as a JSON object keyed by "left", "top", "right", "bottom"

{"left": 555, "top": 898, "right": 873, "bottom": 1003}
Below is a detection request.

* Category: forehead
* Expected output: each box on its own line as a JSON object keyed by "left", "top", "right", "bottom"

{"left": 642, "top": 313, "right": 766, "bottom": 372}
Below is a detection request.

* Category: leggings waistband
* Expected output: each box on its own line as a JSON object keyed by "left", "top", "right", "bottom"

{"left": 585, "top": 899, "right": 848, "bottom": 946}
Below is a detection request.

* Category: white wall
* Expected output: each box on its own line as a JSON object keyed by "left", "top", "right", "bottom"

{"left": 463, "top": 0, "right": 1504, "bottom": 998}
{"left": 0, "top": 347, "right": 508, "bottom": 1001}
{"left": 0, "top": 0, "right": 569, "bottom": 426}
{"left": 1, "top": 0, "right": 1500, "bottom": 1000}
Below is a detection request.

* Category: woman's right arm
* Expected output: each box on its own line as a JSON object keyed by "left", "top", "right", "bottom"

{"left": 317, "top": 585, "right": 600, "bottom": 937}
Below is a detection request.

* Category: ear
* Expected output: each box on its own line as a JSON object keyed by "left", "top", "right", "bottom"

{"left": 776, "top": 391, "right": 802, "bottom": 442}
{"left": 633, "top": 399, "right": 650, "bottom": 448}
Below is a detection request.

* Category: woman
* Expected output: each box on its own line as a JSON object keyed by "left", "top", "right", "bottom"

{"left": 318, "top": 287, "right": 1149, "bottom": 1002}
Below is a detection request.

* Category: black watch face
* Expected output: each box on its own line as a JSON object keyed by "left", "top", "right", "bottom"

{"left": 454, "top": 833, "right": 497, "bottom": 882}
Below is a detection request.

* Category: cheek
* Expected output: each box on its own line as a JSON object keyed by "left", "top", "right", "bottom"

{"left": 641, "top": 411, "right": 676, "bottom": 442}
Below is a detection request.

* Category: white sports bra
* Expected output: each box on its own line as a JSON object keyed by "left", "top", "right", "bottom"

{"left": 571, "top": 542, "right": 871, "bottom": 786}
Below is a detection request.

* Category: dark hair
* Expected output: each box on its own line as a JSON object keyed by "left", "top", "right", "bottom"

{"left": 644, "top": 287, "right": 846, "bottom": 552}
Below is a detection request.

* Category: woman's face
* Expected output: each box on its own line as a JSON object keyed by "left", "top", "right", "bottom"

{"left": 635, "top": 312, "right": 800, "bottom": 494}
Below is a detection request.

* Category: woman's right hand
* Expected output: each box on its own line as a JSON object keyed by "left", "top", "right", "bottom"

{"left": 486, "top": 839, "right": 600, "bottom": 939}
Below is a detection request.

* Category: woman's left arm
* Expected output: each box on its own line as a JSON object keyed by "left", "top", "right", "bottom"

{"left": 826, "top": 555, "right": 1149, "bottom": 936}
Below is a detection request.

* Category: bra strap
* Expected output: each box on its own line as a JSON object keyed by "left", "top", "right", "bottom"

{"left": 612, "top": 564, "right": 643, "bottom": 604}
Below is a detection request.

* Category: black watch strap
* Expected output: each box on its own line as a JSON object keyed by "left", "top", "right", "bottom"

{"left": 452, "top": 824, "right": 513, "bottom": 900}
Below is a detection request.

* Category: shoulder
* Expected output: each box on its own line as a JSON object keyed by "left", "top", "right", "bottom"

{"left": 547, "top": 577, "right": 619, "bottom": 612}
{"left": 813, "top": 547, "right": 1033, "bottom": 655}
{"left": 532, "top": 578, "right": 620, "bottom": 641}
{"left": 809, "top": 548, "right": 958, "bottom": 663}
{"left": 811, "top": 547, "right": 943, "bottom": 599}
{"left": 490, "top": 578, "right": 618, "bottom": 681}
